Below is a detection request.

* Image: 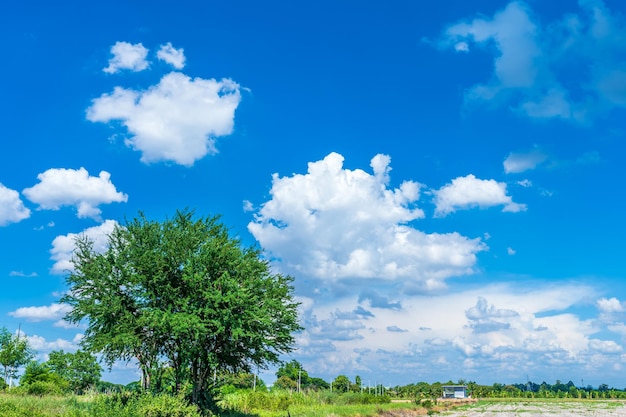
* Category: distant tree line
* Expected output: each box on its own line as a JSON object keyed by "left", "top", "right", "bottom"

{"left": 240, "top": 359, "right": 626, "bottom": 401}
{"left": 389, "top": 379, "right": 626, "bottom": 400}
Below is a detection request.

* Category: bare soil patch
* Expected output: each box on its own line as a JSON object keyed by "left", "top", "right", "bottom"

{"left": 440, "top": 401, "right": 626, "bottom": 417}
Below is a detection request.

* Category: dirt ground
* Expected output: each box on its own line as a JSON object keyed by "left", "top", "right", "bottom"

{"left": 381, "top": 400, "right": 626, "bottom": 417}
{"left": 440, "top": 401, "right": 626, "bottom": 417}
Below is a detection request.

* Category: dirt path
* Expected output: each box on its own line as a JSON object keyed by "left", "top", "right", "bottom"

{"left": 439, "top": 401, "right": 626, "bottom": 417}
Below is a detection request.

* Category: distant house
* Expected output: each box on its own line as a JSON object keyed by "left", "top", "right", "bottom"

{"left": 442, "top": 385, "right": 468, "bottom": 399}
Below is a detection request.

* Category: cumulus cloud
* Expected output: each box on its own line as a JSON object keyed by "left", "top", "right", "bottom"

{"left": 465, "top": 296, "right": 519, "bottom": 333}
{"left": 157, "top": 42, "right": 186, "bottom": 69}
{"left": 0, "top": 183, "right": 31, "bottom": 226}
{"left": 87, "top": 72, "right": 241, "bottom": 166}
{"left": 50, "top": 220, "right": 118, "bottom": 274}
{"left": 248, "top": 152, "right": 486, "bottom": 290}
{"left": 504, "top": 149, "right": 548, "bottom": 173}
{"left": 438, "top": 0, "right": 626, "bottom": 122}
{"left": 9, "top": 303, "right": 71, "bottom": 322}
{"left": 103, "top": 41, "right": 149, "bottom": 74}
{"left": 9, "top": 271, "right": 37, "bottom": 277}
{"left": 27, "top": 334, "right": 81, "bottom": 353}
{"left": 292, "top": 283, "right": 604, "bottom": 383}
{"left": 22, "top": 168, "right": 127, "bottom": 220}
{"left": 597, "top": 297, "right": 625, "bottom": 314}
{"left": 433, "top": 174, "right": 526, "bottom": 216}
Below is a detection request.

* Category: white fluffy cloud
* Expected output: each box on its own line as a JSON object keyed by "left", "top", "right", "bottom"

{"left": 439, "top": 0, "right": 626, "bottom": 122}
{"left": 27, "top": 334, "right": 82, "bottom": 354}
{"left": 433, "top": 174, "right": 526, "bottom": 216}
{"left": 87, "top": 72, "right": 241, "bottom": 166}
{"left": 0, "top": 183, "right": 30, "bottom": 226}
{"left": 249, "top": 152, "right": 486, "bottom": 290}
{"left": 50, "top": 220, "right": 118, "bottom": 274}
{"left": 504, "top": 149, "right": 548, "bottom": 173}
{"left": 157, "top": 42, "right": 186, "bottom": 69}
{"left": 103, "top": 41, "right": 149, "bottom": 74}
{"left": 22, "top": 168, "right": 127, "bottom": 220}
{"left": 9, "top": 303, "right": 71, "bottom": 322}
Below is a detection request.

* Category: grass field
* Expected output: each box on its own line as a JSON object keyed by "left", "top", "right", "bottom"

{"left": 3, "top": 392, "right": 626, "bottom": 417}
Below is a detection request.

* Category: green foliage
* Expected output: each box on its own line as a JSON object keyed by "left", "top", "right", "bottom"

{"left": 62, "top": 209, "right": 301, "bottom": 411}
{"left": 276, "top": 360, "right": 309, "bottom": 385}
{"left": 221, "top": 372, "right": 267, "bottom": 392}
{"left": 47, "top": 350, "right": 102, "bottom": 394}
{"left": 95, "top": 380, "right": 126, "bottom": 393}
{"left": 22, "top": 381, "right": 67, "bottom": 397}
{"left": 0, "top": 328, "right": 34, "bottom": 387}
{"left": 308, "top": 377, "right": 330, "bottom": 390}
{"left": 19, "top": 361, "right": 69, "bottom": 394}
{"left": 19, "top": 361, "right": 51, "bottom": 386}
{"left": 135, "top": 393, "right": 202, "bottom": 417}
{"left": 273, "top": 376, "right": 297, "bottom": 390}
{"left": 332, "top": 375, "right": 351, "bottom": 393}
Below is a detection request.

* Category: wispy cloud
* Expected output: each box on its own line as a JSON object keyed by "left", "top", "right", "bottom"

{"left": 9, "top": 271, "right": 38, "bottom": 277}
{"left": 504, "top": 148, "right": 548, "bottom": 174}
{"left": 438, "top": 0, "right": 626, "bottom": 122}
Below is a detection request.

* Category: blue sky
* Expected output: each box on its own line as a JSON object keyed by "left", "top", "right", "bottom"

{"left": 2, "top": 0, "right": 626, "bottom": 388}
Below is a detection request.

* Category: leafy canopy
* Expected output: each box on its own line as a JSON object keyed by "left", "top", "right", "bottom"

{"left": 62, "top": 209, "right": 301, "bottom": 408}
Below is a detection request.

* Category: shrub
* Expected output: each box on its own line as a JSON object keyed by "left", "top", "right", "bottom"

{"left": 23, "top": 381, "right": 67, "bottom": 396}
{"left": 136, "top": 394, "right": 202, "bottom": 417}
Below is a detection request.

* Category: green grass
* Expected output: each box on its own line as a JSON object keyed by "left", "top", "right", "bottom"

{"left": 6, "top": 391, "right": 624, "bottom": 417}
{"left": 0, "top": 391, "right": 201, "bottom": 417}
{"left": 0, "top": 393, "right": 84, "bottom": 417}
{"left": 0, "top": 391, "right": 427, "bottom": 417}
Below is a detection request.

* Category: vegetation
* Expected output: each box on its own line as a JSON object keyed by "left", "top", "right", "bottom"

{"left": 5, "top": 209, "right": 626, "bottom": 416}
{"left": 61, "top": 209, "right": 301, "bottom": 411}
{"left": 0, "top": 327, "right": 34, "bottom": 388}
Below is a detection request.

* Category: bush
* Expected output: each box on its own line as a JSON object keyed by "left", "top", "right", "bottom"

{"left": 19, "top": 381, "right": 69, "bottom": 397}
{"left": 88, "top": 392, "right": 202, "bottom": 417}
{"left": 136, "top": 394, "right": 202, "bottom": 417}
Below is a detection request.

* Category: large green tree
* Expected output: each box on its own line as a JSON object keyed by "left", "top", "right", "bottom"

{"left": 0, "top": 327, "right": 34, "bottom": 387}
{"left": 62, "top": 210, "right": 301, "bottom": 408}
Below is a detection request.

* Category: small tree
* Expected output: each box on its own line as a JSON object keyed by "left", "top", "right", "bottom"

{"left": 0, "top": 327, "right": 34, "bottom": 387}
{"left": 20, "top": 361, "right": 70, "bottom": 394}
{"left": 276, "top": 359, "right": 309, "bottom": 390}
{"left": 47, "top": 350, "right": 102, "bottom": 393}
{"left": 333, "top": 375, "right": 351, "bottom": 393}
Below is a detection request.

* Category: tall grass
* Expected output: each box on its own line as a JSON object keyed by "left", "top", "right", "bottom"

{"left": 0, "top": 391, "right": 201, "bottom": 417}
{"left": 217, "top": 389, "right": 409, "bottom": 417}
